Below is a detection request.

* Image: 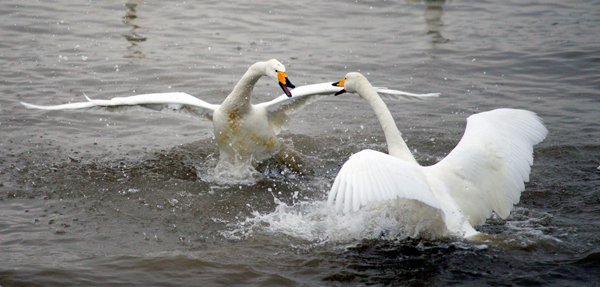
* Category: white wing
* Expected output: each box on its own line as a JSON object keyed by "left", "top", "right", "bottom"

{"left": 424, "top": 108, "right": 548, "bottom": 226}
{"left": 21, "top": 92, "right": 219, "bottom": 120}
{"left": 258, "top": 82, "right": 343, "bottom": 134}
{"left": 259, "top": 82, "right": 440, "bottom": 134}
{"left": 328, "top": 149, "right": 441, "bottom": 214}
{"left": 374, "top": 88, "right": 440, "bottom": 101}
{"left": 261, "top": 82, "right": 341, "bottom": 114}
{"left": 21, "top": 99, "right": 98, "bottom": 110}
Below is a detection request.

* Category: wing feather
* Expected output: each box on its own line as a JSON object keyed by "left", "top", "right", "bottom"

{"left": 334, "top": 177, "right": 346, "bottom": 211}
{"left": 424, "top": 108, "right": 548, "bottom": 226}
{"left": 261, "top": 83, "right": 440, "bottom": 134}
{"left": 374, "top": 88, "right": 440, "bottom": 101}
{"left": 328, "top": 149, "right": 441, "bottom": 213}
{"left": 352, "top": 172, "right": 362, "bottom": 212}
{"left": 21, "top": 92, "right": 218, "bottom": 120}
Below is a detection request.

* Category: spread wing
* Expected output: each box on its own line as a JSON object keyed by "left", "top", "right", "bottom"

{"left": 259, "top": 82, "right": 440, "bottom": 134}
{"left": 21, "top": 92, "right": 218, "bottom": 120}
{"left": 327, "top": 149, "right": 442, "bottom": 214}
{"left": 375, "top": 88, "right": 440, "bottom": 101}
{"left": 423, "top": 109, "right": 548, "bottom": 226}
{"left": 257, "top": 82, "right": 342, "bottom": 134}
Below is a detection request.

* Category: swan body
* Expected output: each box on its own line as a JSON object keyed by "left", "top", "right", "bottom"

{"left": 327, "top": 72, "right": 548, "bottom": 239}
{"left": 21, "top": 61, "right": 440, "bottom": 173}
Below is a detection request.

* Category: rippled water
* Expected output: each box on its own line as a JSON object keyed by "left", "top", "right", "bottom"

{"left": 1, "top": 0, "right": 599, "bottom": 286}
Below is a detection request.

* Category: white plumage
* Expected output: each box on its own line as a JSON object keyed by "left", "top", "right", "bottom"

{"left": 330, "top": 150, "right": 440, "bottom": 213}
{"left": 327, "top": 72, "right": 548, "bottom": 238}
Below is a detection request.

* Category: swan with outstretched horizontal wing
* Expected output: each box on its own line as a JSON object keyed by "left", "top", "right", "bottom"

{"left": 21, "top": 61, "right": 439, "bottom": 175}
{"left": 328, "top": 72, "right": 548, "bottom": 239}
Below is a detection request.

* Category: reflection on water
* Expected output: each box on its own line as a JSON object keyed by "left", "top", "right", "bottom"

{"left": 424, "top": 0, "right": 449, "bottom": 45}
{"left": 122, "top": 0, "right": 146, "bottom": 59}
{"left": 408, "top": 0, "right": 449, "bottom": 46}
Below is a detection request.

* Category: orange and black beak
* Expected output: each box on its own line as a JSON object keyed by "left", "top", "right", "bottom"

{"left": 277, "top": 71, "right": 295, "bottom": 97}
{"left": 332, "top": 78, "right": 346, "bottom": 96}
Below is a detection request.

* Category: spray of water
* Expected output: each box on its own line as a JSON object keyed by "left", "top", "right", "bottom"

{"left": 223, "top": 195, "right": 450, "bottom": 245}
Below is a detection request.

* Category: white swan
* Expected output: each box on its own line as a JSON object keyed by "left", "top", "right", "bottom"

{"left": 21, "top": 60, "right": 440, "bottom": 173}
{"left": 327, "top": 72, "right": 548, "bottom": 239}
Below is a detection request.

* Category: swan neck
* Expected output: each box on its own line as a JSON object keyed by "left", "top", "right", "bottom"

{"left": 222, "top": 62, "right": 265, "bottom": 110}
{"left": 357, "top": 83, "right": 418, "bottom": 164}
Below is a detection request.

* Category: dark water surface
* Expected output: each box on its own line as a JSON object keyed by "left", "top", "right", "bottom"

{"left": 1, "top": 0, "right": 599, "bottom": 286}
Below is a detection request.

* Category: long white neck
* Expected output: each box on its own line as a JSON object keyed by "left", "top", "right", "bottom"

{"left": 355, "top": 79, "right": 418, "bottom": 164}
{"left": 221, "top": 62, "right": 266, "bottom": 111}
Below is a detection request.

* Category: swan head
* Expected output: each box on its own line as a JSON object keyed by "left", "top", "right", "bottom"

{"left": 265, "top": 59, "right": 295, "bottom": 97}
{"left": 332, "top": 72, "right": 367, "bottom": 96}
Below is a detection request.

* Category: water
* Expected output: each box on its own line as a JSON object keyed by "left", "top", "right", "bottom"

{"left": 1, "top": 0, "right": 599, "bottom": 285}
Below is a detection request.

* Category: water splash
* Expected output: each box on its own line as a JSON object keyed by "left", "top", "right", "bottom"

{"left": 198, "top": 150, "right": 303, "bottom": 185}
{"left": 223, "top": 196, "right": 449, "bottom": 245}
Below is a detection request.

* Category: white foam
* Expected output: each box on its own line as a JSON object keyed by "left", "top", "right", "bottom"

{"left": 223, "top": 196, "right": 449, "bottom": 244}
{"left": 196, "top": 154, "right": 260, "bottom": 185}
